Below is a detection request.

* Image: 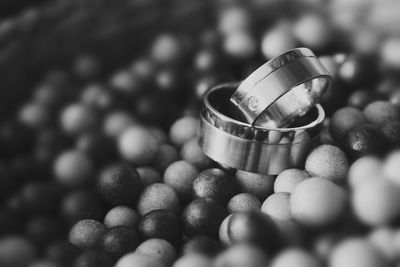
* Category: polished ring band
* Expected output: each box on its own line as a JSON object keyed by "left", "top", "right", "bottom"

{"left": 230, "top": 48, "right": 331, "bottom": 128}
{"left": 198, "top": 83, "right": 325, "bottom": 175}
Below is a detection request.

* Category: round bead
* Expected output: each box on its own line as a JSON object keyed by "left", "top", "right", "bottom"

{"left": 290, "top": 177, "right": 347, "bottom": 227}
{"left": 222, "top": 211, "right": 281, "bottom": 252}
{"left": 135, "top": 239, "right": 177, "bottom": 266}
{"left": 261, "top": 21, "right": 297, "bottom": 59}
{"left": 381, "top": 37, "right": 400, "bottom": 69}
{"left": 214, "top": 243, "right": 269, "bottom": 267}
{"left": 118, "top": 127, "right": 160, "bottom": 165}
{"left": 305, "top": 145, "right": 349, "bottom": 183}
{"left": 182, "top": 236, "right": 221, "bottom": 257}
{"left": 60, "top": 103, "right": 97, "bottom": 136}
{"left": 98, "top": 163, "right": 142, "bottom": 206}
{"left": 101, "top": 226, "right": 141, "bottom": 259}
{"left": 261, "top": 192, "right": 292, "bottom": 222}
{"left": 329, "top": 107, "right": 366, "bottom": 143}
{"left": 348, "top": 90, "right": 383, "bottom": 110}
{"left": 180, "top": 138, "right": 214, "bottom": 170}
{"left": 110, "top": 69, "right": 140, "bottom": 94}
{"left": 227, "top": 193, "right": 261, "bottom": 213}
{"left": 348, "top": 156, "right": 382, "bottom": 188}
{"left": 137, "top": 167, "right": 162, "bottom": 187}
{"left": 364, "top": 101, "right": 400, "bottom": 126}
{"left": 368, "top": 227, "right": 397, "bottom": 262}
{"left": 73, "top": 249, "right": 114, "bottom": 267}
{"left": 116, "top": 253, "right": 166, "bottom": 267}
{"left": 223, "top": 31, "right": 256, "bottom": 59}
{"left": 193, "top": 168, "right": 238, "bottom": 205}
{"left": 68, "top": 219, "right": 106, "bottom": 250}
{"left": 138, "top": 209, "right": 182, "bottom": 246}
{"left": 182, "top": 198, "right": 228, "bottom": 238}
{"left": 329, "top": 238, "right": 387, "bottom": 267}
{"left": 152, "top": 144, "right": 179, "bottom": 172}
{"left": 352, "top": 178, "right": 400, "bottom": 226}
{"left": 151, "top": 34, "right": 181, "bottom": 64}
{"left": 136, "top": 183, "right": 181, "bottom": 216}
{"left": 164, "top": 161, "right": 199, "bottom": 203}
{"left": 173, "top": 254, "right": 213, "bottom": 267}
{"left": 293, "top": 13, "right": 331, "bottom": 49}
{"left": 54, "top": 150, "right": 93, "bottom": 187}
{"left": 218, "top": 6, "right": 251, "bottom": 35}
{"left": 274, "top": 169, "right": 310, "bottom": 193}
{"left": 271, "top": 248, "right": 321, "bottom": 267}
{"left": 103, "top": 111, "right": 135, "bottom": 138}
{"left": 343, "top": 124, "right": 389, "bottom": 159}
{"left": 104, "top": 206, "right": 139, "bottom": 228}
{"left": 234, "top": 170, "right": 275, "bottom": 200}
{"left": 382, "top": 150, "right": 400, "bottom": 185}
{"left": 0, "top": 236, "right": 36, "bottom": 267}
{"left": 169, "top": 117, "right": 198, "bottom": 147}
{"left": 19, "top": 102, "right": 49, "bottom": 129}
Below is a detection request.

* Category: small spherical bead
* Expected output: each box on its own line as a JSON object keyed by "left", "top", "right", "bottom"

{"left": 382, "top": 150, "right": 400, "bottom": 186}
{"left": 104, "top": 206, "right": 139, "bottom": 228}
{"left": 151, "top": 34, "right": 181, "bottom": 65}
{"left": 343, "top": 124, "right": 389, "bottom": 159}
{"left": 193, "top": 168, "right": 238, "bottom": 205}
{"left": 103, "top": 111, "right": 135, "bottom": 138}
{"left": 271, "top": 248, "right": 321, "bottom": 267}
{"left": 73, "top": 250, "right": 114, "bottom": 267}
{"left": 261, "top": 21, "right": 297, "bottom": 59}
{"left": 116, "top": 253, "right": 166, "bottom": 267}
{"left": 234, "top": 170, "right": 275, "bottom": 200}
{"left": 60, "top": 103, "right": 97, "bottom": 136}
{"left": 364, "top": 101, "right": 400, "bottom": 126}
{"left": 110, "top": 69, "right": 140, "bottom": 94}
{"left": 382, "top": 121, "right": 400, "bottom": 147}
{"left": 348, "top": 156, "right": 382, "bottom": 188}
{"left": 347, "top": 90, "right": 383, "bottom": 110}
{"left": 352, "top": 178, "right": 400, "bottom": 226}
{"left": 80, "top": 84, "right": 111, "bottom": 110}
{"left": 138, "top": 209, "right": 182, "bottom": 246}
{"left": 329, "top": 238, "right": 387, "bottom": 267}
{"left": 329, "top": 107, "right": 366, "bottom": 143}
{"left": 290, "top": 177, "right": 347, "bottom": 227}
{"left": 54, "top": 150, "right": 93, "bottom": 187}
{"left": 19, "top": 102, "right": 50, "bottom": 129}
{"left": 182, "top": 236, "right": 221, "bottom": 257}
{"left": 293, "top": 13, "right": 331, "bottom": 49}
{"left": 97, "top": 163, "right": 142, "bottom": 206}
{"left": 368, "top": 227, "right": 397, "bottom": 261}
{"left": 73, "top": 54, "right": 101, "bottom": 80}
{"left": 135, "top": 239, "right": 177, "bottom": 266}
{"left": 227, "top": 193, "right": 261, "bottom": 213}
{"left": 68, "top": 219, "right": 106, "bottom": 250}
{"left": 0, "top": 236, "right": 36, "bottom": 267}
{"left": 136, "top": 183, "right": 181, "bottom": 216}
{"left": 305, "top": 145, "right": 349, "bottom": 183}
{"left": 218, "top": 6, "right": 251, "bottom": 35}
{"left": 214, "top": 243, "right": 269, "bottom": 267}
{"left": 137, "top": 167, "right": 162, "bottom": 187}
{"left": 261, "top": 193, "right": 292, "bottom": 222}
{"left": 222, "top": 211, "right": 281, "bottom": 252}
{"left": 169, "top": 117, "right": 198, "bottom": 147}
{"left": 101, "top": 226, "right": 141, "bottom": 259}
{"left": 180, "top": 138, "right": 214, "bottom": 170}
{"left": 118, "top": 127, "right": 160, "bottom": 165}
{"left": 152, "top": 144, "right": 179, "bottom": 172}
{"left": 45, "top": 241, "right": 80, "bottom": 267}
{"left": 164, "top": 161, "right": 199, "bottom": 203}
{"left": 274, "top": 169, "right": 310, "bottom": 193}
{"left": 173, "top": 254, "right": 213, "bottom": 267}
{"left": 380, "top": 37, "right": 400, "bottom": 69}
{"left": 223, "top": 31, "right": 256, "bottom": 59}
{"left": 182, "top": 198, "right": 228, "bottom": 238}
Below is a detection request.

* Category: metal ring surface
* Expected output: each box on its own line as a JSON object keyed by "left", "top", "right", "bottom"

{"left": 198, "top": 83, "right": 325, "bottom": 175}
{"left": 230, "top": 48, "right": 331, "bottom": 128}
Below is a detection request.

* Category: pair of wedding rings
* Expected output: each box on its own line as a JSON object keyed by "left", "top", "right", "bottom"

{"left": 198, "top": 48, "right": 332, "bottom": 175}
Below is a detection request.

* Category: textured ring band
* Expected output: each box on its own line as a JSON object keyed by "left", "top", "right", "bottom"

{"left": 198, "top": 83, "right": 325, "bottom": 175}
{"left": 230, "top": 48, "right": 331, "bottom": 128}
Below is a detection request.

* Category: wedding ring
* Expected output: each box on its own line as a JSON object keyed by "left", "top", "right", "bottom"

{"left": 230, "top": 48, "right": 331, "bottom": 128}
{"left": 198, "top": 83, "right": 325, "bottom": 175}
